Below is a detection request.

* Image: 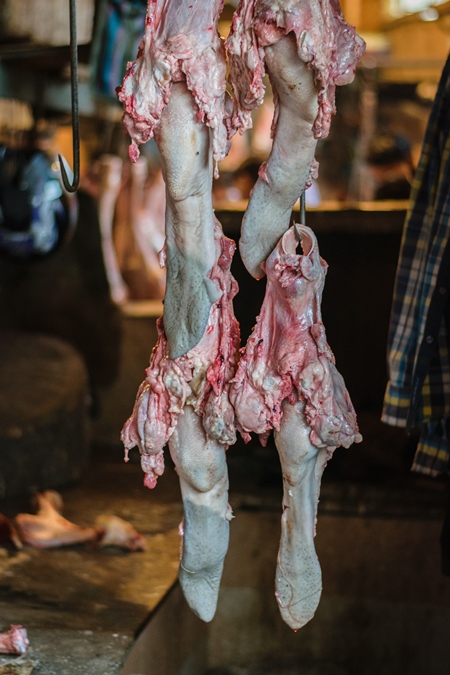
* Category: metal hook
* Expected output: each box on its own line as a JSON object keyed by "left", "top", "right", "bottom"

{"left": 300, "top": 191, "right": 306, "bottom": 225}
{"left": 293, "top": 191, "right": 306, "bottom": 241}
{"left": 58, "top": 0, "right": 80, "bottom": 193}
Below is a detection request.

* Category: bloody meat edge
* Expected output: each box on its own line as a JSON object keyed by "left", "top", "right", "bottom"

{"left": 121, "top": 221, "right": 240, "bottom": 489}
{"left": 117, "top": 0, "right": 229, "bottom": 172}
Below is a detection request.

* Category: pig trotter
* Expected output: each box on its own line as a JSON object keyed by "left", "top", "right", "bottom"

{"left": 169, "top": 406, "right": 231, "bottom": 622}
{"left": 274, "top": 399, "right": 329, "bottom": 630}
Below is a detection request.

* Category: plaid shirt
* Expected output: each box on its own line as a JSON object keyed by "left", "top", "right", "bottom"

{"left": 382, "top": 54, "right": 450, "bottom": 477}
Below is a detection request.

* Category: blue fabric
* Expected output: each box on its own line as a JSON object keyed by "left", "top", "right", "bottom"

{"left": 92, "top": 0, "right": 147, "bottom": 99}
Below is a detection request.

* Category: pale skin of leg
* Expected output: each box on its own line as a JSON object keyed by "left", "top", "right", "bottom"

{"left": 240, "top": 33, "right": 320, "bottom": 280}
{"left": 156, "top": 82, "right": 230, "bottom": 621}
{"left": 273, "top": 398, "right": 329, "bottom": 630}
{"left": 168, "top": 406, "right": 230, "bottom": 622}
{"left": 155, "top": 82, "right": 221, "bottom": 359}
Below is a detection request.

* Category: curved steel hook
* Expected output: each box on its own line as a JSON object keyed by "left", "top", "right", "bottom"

{"left": 300, "top": 191, "right": 306, "bottom": 225}
{"left": 293, "top": 192, "right": 306, "bottom": 242}
{"left": 59, "top": 0, "right": 80, "bottom": 193}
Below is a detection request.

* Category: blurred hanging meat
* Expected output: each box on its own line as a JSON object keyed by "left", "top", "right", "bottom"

{"left": 111, "top": 158, "right": 166, "bottom": 301}
{"left": 230, "top": 225, "right": 362, "bottom": 629}
{"left": 97, "top": 155, "right": 129, "bottom": 304}
{"left": 226, "top": 0, "right": 365, "bottom": 278}
{"left": 130, "top": 157, "right": 166, "bottom": 299}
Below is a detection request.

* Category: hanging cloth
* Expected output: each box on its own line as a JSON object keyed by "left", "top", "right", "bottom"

{"left": 382, "top": 53, "right": 450, "bottom": 477}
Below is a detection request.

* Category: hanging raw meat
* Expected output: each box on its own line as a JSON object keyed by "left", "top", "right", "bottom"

{"left": 121, "top": 213, "right": 240, "bottom": 622}
{"left": 230, "top": 224, "right": 362, "bottom": 629}
{"left": 122, "top": 218, "right": 240, "bottom": 487}
{"left": 120, "top": 6, "right": 240, "bottom": 617}
{"left": 226, "top": 0, "right": 365, "bottom": 278}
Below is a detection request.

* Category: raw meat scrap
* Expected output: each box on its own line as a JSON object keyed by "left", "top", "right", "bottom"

{"left": 95, "top": 515, "right": 147, "bottom": 551}
{"left": 0, "top": 626, "right": 29, "bottom": 655}
{"left": 117, "top": 0, "right": 229, "bottom": 170}
{"left": 15, "top": 491, "right": 97, "bottom": 549}
{"left": 230, "top": 224, "right": 361, "bottom": 451}
{"left": 121, "top": 222, "right": 240, "bottom": 489}
{"left": 230, "top": 224, "right": 361, "bottom": 630}
{"left": 226, "top": 0, "right": 365, "bottom": 280}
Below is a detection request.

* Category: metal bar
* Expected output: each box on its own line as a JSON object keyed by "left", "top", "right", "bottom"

{"left": 300, "top": 191, "right": 306, "bottom": 224}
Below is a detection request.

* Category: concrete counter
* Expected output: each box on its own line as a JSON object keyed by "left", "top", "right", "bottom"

{"left": 0, "top": 446, "right": 183, "bottom": 675}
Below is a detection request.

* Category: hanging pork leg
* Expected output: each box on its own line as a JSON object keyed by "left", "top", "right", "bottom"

{"left": 122, "top": 221, "right": 239, "bottom": 621}
{"left": 169, "top": 406, "right": 232, "bottom": 621}
{"left": 121, "top": 81, "right": 240, "bottom": 622}
{"left": 230, "top": 225, "right": 362, "bottom": 629}
{"left": 274, "top": 398, "right": 329, "bottom": 629}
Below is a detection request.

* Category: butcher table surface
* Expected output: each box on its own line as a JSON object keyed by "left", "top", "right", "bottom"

{"left": 0, "top": 445, "right": 184, "bottom": 675}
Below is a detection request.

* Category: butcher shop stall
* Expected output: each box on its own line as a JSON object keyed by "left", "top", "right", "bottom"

{"left": 0, "top": 0, "right": 450, "bottom": 674}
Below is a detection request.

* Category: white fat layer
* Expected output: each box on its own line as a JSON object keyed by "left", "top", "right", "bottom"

{"left": 157, "top": 83, "right": 220, "bottom": 358}
{"left": 273, "top": 398, "right": 329, "bottom": 630}
{"left": 240, "top": 34, "right": 319, "bottom": 279}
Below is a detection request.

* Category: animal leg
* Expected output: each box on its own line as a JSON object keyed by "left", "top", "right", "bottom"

{"left": 274, "top": 398, "right": 329, "bottom": 630}
{"left": 169, "top": 406, "right": 231, "bottom": 622}
{"left": 240, "top": 33, "right": 319, "bottom": 279}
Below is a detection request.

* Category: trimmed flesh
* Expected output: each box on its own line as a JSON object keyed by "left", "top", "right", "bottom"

{"left": 230, "top": 225, "right": 361, "bottom": 629}
{"left": 15, "top": 491, "right": 97, "bottom": 549}
{"left": 121, "top": 221, "right": 240, "bottom": 489}
{"left": 117, "top": 0, "right": 229, "bottom": 170}
{"left": 230, "top": 225, "right": 361, "bottom": 450}
{"left": 0, "top": 626, "right": 29, "bottom": 655}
